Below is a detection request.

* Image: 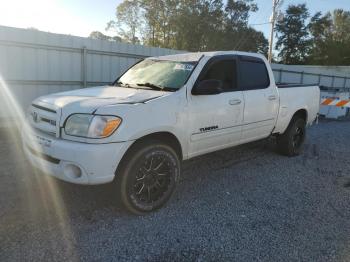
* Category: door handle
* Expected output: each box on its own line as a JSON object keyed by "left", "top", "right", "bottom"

{"left": 268, "top": 95, "right": 277, "bottom": 101}
{"left": 229, "top": 99, "right": 242, "bottom": 105}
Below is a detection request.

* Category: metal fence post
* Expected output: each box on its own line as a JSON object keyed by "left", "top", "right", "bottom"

{"left": 82, "top": 46, "right": 87, "bottom": 88}
{"left": 331, "top": 76, "right": 335, "bottom": 88}
{"left": 279, "top": 68, "right": 283, "bottom": 83}
{"left": 300, "top": 71, "right": 304, "bottom": 84}
{"left": 318, "top": 74, "right": 321, "bottom": 85}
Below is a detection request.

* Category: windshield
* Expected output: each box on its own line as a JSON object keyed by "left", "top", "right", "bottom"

{"left": 116, "top": 59, "right": 197, "bottom": 91}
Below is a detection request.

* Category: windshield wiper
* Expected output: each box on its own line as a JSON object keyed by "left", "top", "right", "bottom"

{"left": 136, "top": 82, "right": 174, "bottom": 91}
{"left": 115, "top": 81, "right": 131, "bottom": 88}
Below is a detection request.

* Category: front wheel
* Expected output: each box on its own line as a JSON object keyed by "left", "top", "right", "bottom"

{"left": 276, "top": 117, "right": 306, "bottom": 156}
{"left": 116, "top": 140, "right": 180, "bottom": 215}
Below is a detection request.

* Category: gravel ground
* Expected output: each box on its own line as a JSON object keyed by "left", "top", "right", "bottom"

{"left": 1, "top": 119, "right": 350, "bottom": 261}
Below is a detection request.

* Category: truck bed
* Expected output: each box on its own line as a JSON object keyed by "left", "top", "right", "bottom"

{"left": 273, "top": 84, "right": 320, "bottom": 134}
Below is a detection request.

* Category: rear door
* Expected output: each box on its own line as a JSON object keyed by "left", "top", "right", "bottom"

{"left": 238, "top": 56, "right": 279, "bottom": 142}
{"left": 188, "top": 55, "right": 244, "bottom": 157}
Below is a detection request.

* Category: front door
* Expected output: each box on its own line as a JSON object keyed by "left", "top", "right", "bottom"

{"left": 188, "top": 56, "right": 244, "bottom": 157}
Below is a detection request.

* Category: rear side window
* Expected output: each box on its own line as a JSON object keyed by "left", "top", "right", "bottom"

{"left": 239, "top": 59, "right": 270, "bottom": 90}
{"left": 200, "top": 59, "right": 237, "bottom": 92}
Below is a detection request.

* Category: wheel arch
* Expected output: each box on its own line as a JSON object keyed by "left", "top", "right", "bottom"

{"left": 130, "top": 131, "right": 183, "bottom": 160}
{"left": 282, "top": 108, "right": 308, "bottom": 134}
{"left": 114, "top": 131, "right": 183, "bottom": 179}
{"left": 292, "top": 108, "right": 308, "bottom": 123}
{"left": 274, "top": 108, "right": 308, "bottom": 135}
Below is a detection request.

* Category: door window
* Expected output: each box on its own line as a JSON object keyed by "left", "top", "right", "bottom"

{"left": 200, "top": 59, "right": 237, "bottom": 92}
{"left": 239, "top": 59, "right": 270, "bottom": 90}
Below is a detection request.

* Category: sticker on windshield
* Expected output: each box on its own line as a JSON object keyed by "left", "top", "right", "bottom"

{"left": 174, "top": 63, "right": 194, "bottom": 71}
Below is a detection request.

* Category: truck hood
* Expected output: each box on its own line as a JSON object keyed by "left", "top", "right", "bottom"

{"left": 33, "top": 86, "right": 168, "bottom": 114}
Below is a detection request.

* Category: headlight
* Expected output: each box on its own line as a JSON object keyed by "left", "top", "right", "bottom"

{"left": 64, "top": 114, "right": 122, "bottom": 138}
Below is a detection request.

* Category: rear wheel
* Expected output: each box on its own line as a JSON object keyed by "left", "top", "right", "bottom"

{"left": 116, "top": 140, "right": 180, "bottom": 215}
{"left": 277, "top": 116, "right": 306, "bottom": 156}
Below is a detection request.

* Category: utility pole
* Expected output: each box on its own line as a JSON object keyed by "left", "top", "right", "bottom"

{"left": 268, "top": 0, "right": 284, "bottom": 63}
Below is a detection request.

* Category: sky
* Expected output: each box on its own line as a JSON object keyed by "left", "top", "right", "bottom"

{"left": 0, "top": 0, "right": 349, "bottom": 40}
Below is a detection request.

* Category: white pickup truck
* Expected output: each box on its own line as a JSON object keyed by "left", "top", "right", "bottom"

{"left": 23, "top": 51, "right": 320, "bottom": 214}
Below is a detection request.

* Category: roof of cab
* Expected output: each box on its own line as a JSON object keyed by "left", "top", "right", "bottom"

{"left": 149, "top": 51, "right": 266, "bottom": 62}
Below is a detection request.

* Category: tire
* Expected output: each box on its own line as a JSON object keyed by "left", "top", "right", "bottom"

{"left": 277, "top": 116, "right": 306, "bottom": 157}
{"left": 116, "top": 140, "right": 180, "bottom": 215}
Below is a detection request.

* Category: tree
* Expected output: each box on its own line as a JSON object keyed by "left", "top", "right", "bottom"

{"left": 140, "top": 0, "right": 162, "bottom": 46}
{"left": 171, "top": 0, "right": 225, "bottom": 51}
{"left": 221, "top": 0, "right": 267, "bottom": 54}
{"left": 330, "top": 9, "right": 350, "bottom": 65}
{"left": 139, "top": 0, "right": 226, "bottom": 51}
{"left": 309, "top": 12, "right": 332, "bottom": 41}
{"left": 89, "top": 31, "right": 111, "bottom": 41}
{"left": 332, "top": 9, "right": 350, "bottom": 42}
{"left": 308, "top": 9, "right": 350, "bottom": 65}
{"left": 225, "top": 0, "right": 257, "bottom": 28}
{"left": 107, "top": 0, "right": 268, "bottom": 54}
{"left": 238, "top": 27, "right": 268, "bottom": 55}
{"left": 140, "top": 0, "right": 179, "bottom": 48}
{"left": 89, "top": 31, "right": 124, "bottom": 42}
{"left": 106, "top": 0, "right": 142, "bottom": 44}
{"left": 308, "top": 12, "right": 332, "bottom": 64}
{"left": 199, "top": 0, "right": 227, "bottom": 50}
{"left": 275, "top": 4, "right": 311, "bottom": 64}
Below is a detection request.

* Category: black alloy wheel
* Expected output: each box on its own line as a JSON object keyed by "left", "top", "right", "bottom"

{"left": 277, "top": 116, "right": 306, "bottom": 156}
{"left": 117, "top": 140, "right": 180, "bottom": 215}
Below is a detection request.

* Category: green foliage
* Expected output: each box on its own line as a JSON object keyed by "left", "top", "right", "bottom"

{"left": 89, "top": 31, "right": 123, "bottom": 42}
{"left": 225, "top": 0, "right": 257, "bottom": 28}
{"left": 308, "top": 9, "right": 350, "bottom": 65}
{"left": 170, "top": 0, "right": 226, "bottom": 51}
{"left": 107, "top": 0, "right": 268, "bottom": 54}
{"left": 106, "top": 0, "right": 142, "bottom": 44}
{"left": 275, "top": 4, "right": 350, "bottom": 65}
{"left": 308, "top": 12, "right": 333, "bottom": 64}
{"left": 275, "top": 4, "right": 311, "bottom": 65}
{"left": 222, "top": 0, "right": 267, "bottom": 55}
{"left": 140, "top": 0, "right": 178, "bottom": 47}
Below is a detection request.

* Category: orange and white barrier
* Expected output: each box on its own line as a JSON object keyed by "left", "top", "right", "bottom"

{"left": 321, "top": 98, "right": 350, "bottom": 108}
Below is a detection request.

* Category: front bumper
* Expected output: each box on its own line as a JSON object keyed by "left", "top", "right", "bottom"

{"left": 22, "top": 130, "right": 133, "bottom": 185}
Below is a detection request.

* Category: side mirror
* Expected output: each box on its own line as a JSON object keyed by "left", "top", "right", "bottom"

{"left": 192, "top": 79, "right": 223, "bottom": 95}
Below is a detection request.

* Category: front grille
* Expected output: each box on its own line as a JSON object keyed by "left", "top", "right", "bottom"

{"left": 28, "top": 103, "right": 59, "bottom": 137}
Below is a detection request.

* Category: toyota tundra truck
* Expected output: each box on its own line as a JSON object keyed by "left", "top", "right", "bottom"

{"left": 22, "top": 51, "right": 320, "bottom": 214}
